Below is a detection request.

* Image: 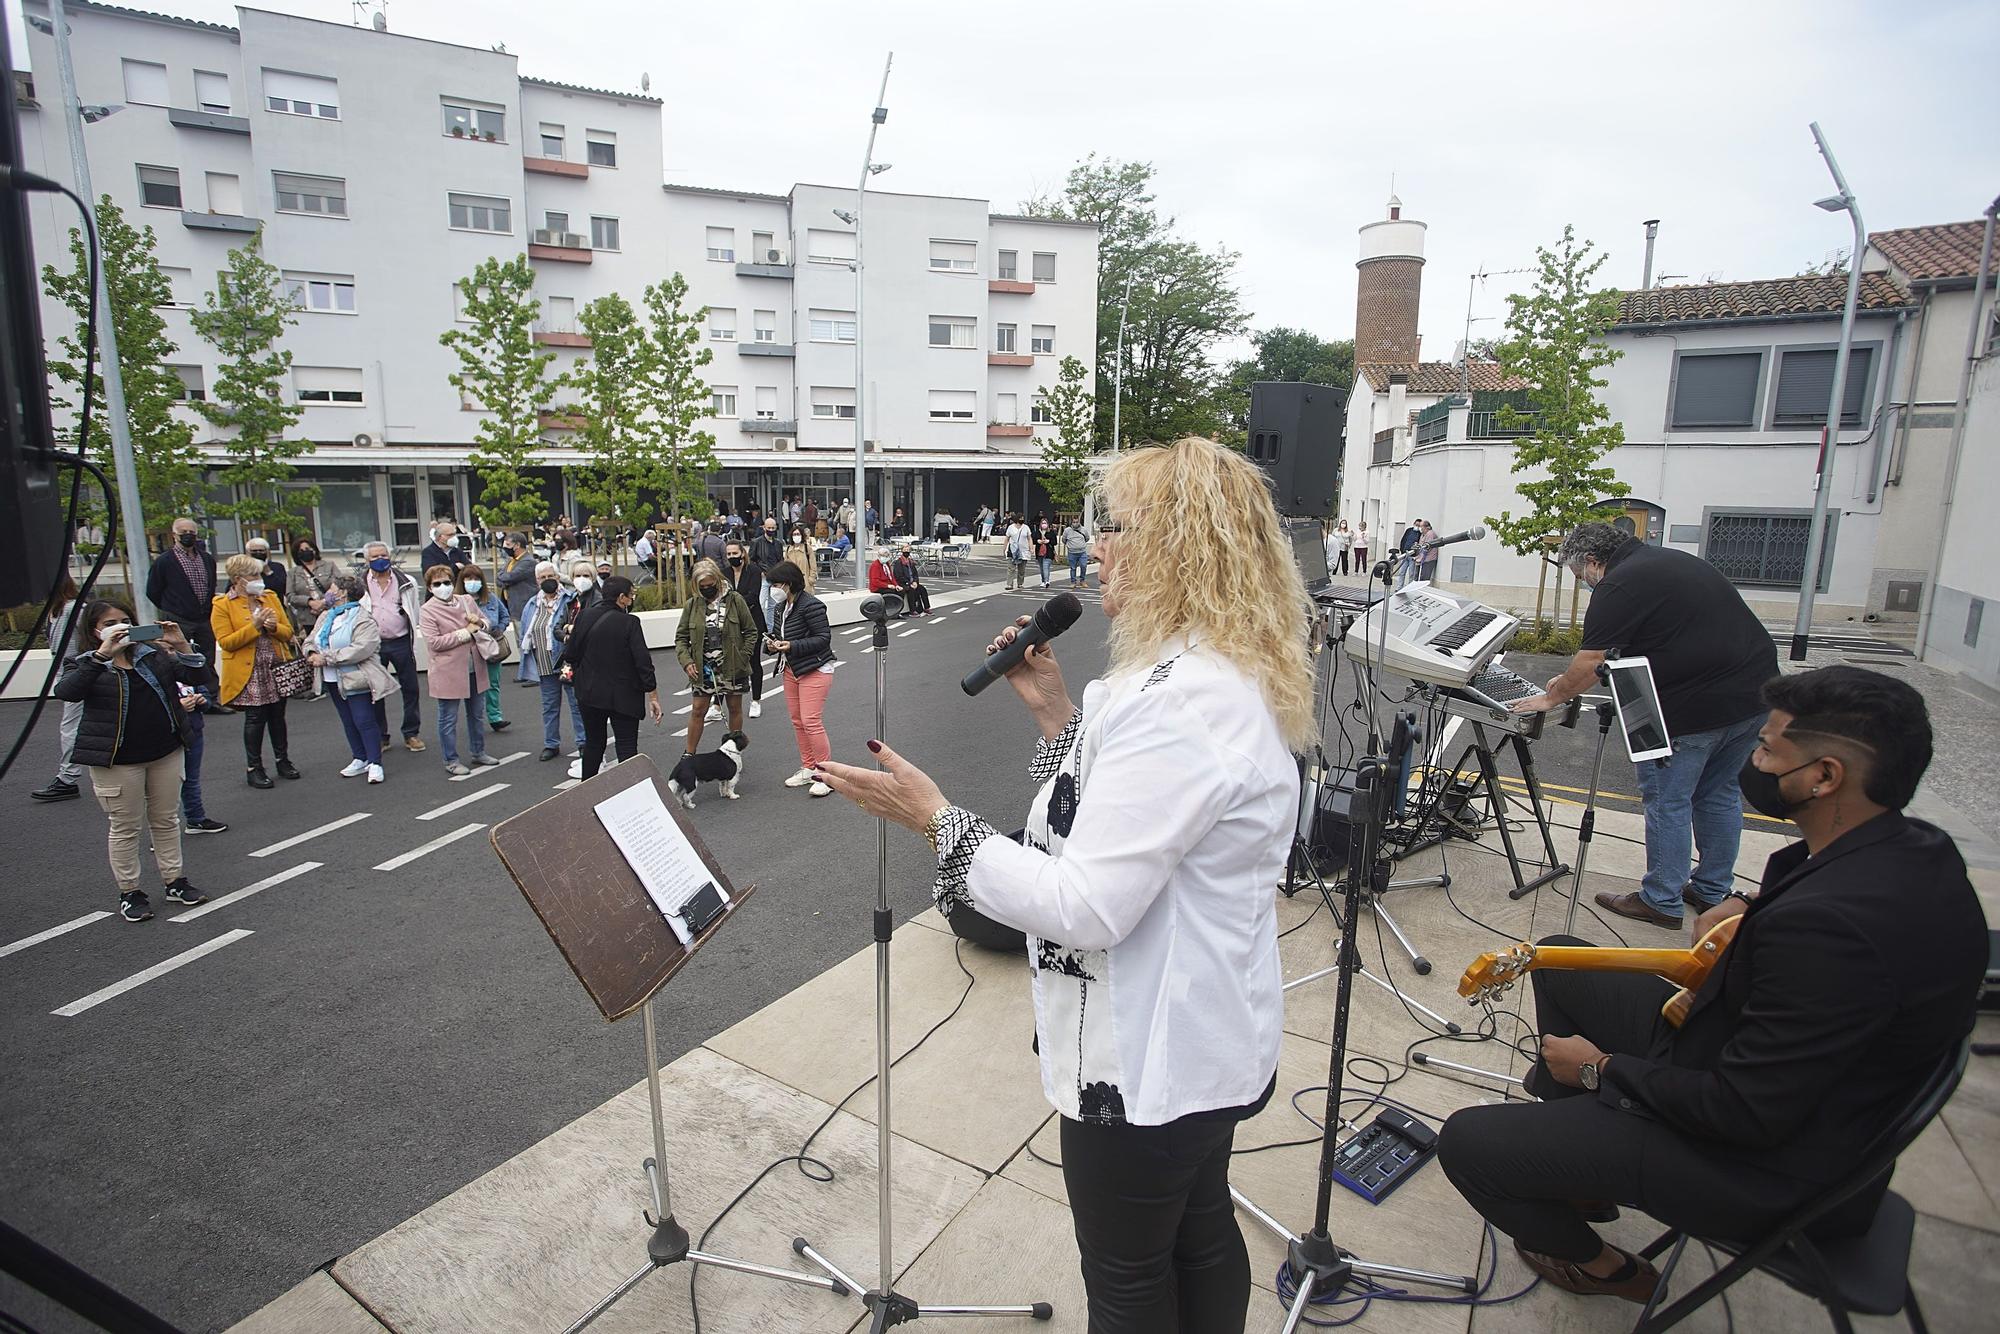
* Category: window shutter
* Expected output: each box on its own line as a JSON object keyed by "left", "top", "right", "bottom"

{"left": 1671, "top": 352, "right": 1761, "bottom": 428}
{"left": 1774, "top": 347, "right": 1872, "bottom": 426}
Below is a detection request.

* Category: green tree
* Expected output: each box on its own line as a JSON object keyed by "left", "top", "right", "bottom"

{"left": 42, "top": 196, "right": 203, "bottom": 537}
{"left": 1037, "top": 355, "right": 1096, "bottom": 509}
{"left": 1484, "top": 224, "right": 1629, "bottom": 567}
{"left": 188, "top": 229, "right": 315, "bottom": 531}
{"left": 637, "top": 272, "right": 717, "bottom": 519}
{"left": 1023, "top": 156, "right": 1249, "bottom": 448}
{"left": 1221, "top": 326, "right": 1355, "bottom": 438}
{"left": 565, "top": 293, "right": 659, "bottom": 539}
{"left": 440, "top": 255, "right": 563, "bottom": 531}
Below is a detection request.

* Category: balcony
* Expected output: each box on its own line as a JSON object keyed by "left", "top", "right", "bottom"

{"left": 1468, "top": 409, "right": 1535, "bottom": 440}
{"left": 181, "top": 211, "right": 258, "bottom": 234}
{"left": 533, "top": 328, "right": 591, "bottom": 348}
{"left": 740, "top": 418, "right": 796, "bottom": 434}
{"left": 529, "top": 229, "right": 592, "bottom": 264}
{"left": 739, "top": 342, "right": 794, "bottom": 358}
{"left": 987, "top": 423, "right": 1034, "bottom": 438}
{"left": 736, "top": 249, "right": 793, "bottom": 279}
{"left": 988, "top": 278, "right": 1035, "bottom": 295}
{"left": 539, "top": 411, "right": 587, "bottom": 431}
{"left": 523, "top": 156, "right": 587, "bottom": 179}
{"left": 988, "top": 352, "right": 1033, "bottom": 367}
{"left": 168, "top": 107, "right": 250, "bottom": 136}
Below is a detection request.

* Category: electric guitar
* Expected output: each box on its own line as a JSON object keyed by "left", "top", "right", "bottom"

{"left": 1457, "top": 916, "right": 1742, "bottom": 1027}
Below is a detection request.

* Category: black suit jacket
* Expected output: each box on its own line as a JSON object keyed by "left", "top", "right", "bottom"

{"left": 723, "top": 564, "right": 767, "bottom": 633}
{"left": 1602, "top": 812, "right": 1985, "bottom": 1186}
{"left": 146, "top": 546, "right": 216, "bottom": 623}
{"left": 419, "top": 541, "right": 468, "bottom": 574}
{"left": 559, "top": 603, "right": 656, "bottom": 717}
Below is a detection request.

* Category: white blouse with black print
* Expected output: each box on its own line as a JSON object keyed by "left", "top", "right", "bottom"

{"left": 931, "top": 642, "right": 1296, "bottom": 1126}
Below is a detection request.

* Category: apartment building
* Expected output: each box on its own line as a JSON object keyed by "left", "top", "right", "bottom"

{"left": 17, "top": 1, "right": 1096, "bottom": 553}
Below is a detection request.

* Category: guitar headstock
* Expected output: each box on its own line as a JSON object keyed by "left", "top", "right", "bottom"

{"left": 1459, "top": 942, "right": 1537, "bottom": 1005}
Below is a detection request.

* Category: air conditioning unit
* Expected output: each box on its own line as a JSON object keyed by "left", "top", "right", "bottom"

{"left": 532, "top": 228, "right": 560, "bottom": 245}
{"left": 765, "top": 248, "right": 786, "bottom": 264}
{"left": 772, "top": 438, "right": 793, "bottom": 452}
{"left": 353, "top": 431, "right": 375, "bottom": 447}
{"left": 560, "top": 231, "right": 588, "bottom": 249}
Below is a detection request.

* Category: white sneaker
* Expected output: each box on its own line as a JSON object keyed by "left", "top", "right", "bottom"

{"left": 748, "top": 699, "right": 762, "bottom": 718}
{"left": 366, "top": 763, "right": 385, "bottom": 784}
{"left": 705, "top": 704, "right": 723, "bottom": 723}
{"left": 568, "top": 758, "right": 584, "bottom": 780}
{"left": 784, "top": 767, "right": 814, "bottom": 788}
{"left": 808, "top": 780, "right": 832, "bottom": 798}
{"left": 340, "top": 759, "right": 369, "bottom": 778}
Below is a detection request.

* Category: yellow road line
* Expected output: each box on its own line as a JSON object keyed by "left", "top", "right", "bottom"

{"left": 1491, "top": 775, "right": 1790, "bottom": 825}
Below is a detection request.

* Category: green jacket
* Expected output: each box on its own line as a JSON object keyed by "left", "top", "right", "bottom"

{"left": 675, "top": 588, "right": 759, "bottom": 683}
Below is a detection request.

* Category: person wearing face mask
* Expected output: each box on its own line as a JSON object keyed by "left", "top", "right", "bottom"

{"left": 519, "top": 561, "right": 585, "bottom": 761}
{"left": 1512, "top": 521, "right": 1777, "bottom": 929}
{"left": 1440, "top": 665, "right": 1984, "bottom": 1306}
{"left": 458, "top": 562, "right": 512, "bottom": 734}
{"left": 148, "top": 516, "right": 222, "bottom": 702}
{"left": 561, "top": 575, "right": 662, "bottom": 779}
{"left": 305, "top": 574, "right": 397, "bottom": 782}
{"left": 286, "top": 538, "right": 340, "bottom": 634}
{"left": 763, "top": 560, "right": 837, "bottom": 796}
{"left": 497, "top": 532, "right": 538, "bottom": 623}
{"left": 361, "top": 541, "right": 427, "bottom": 751}
{"left": 784, "top": 525, "right": 816, "bottom": 593}
{"left": 420, "top": 520, "right": 469, "bottom": 576}
{"left": 418, "top": 564, "right": 501, "bottom": 776}
{"left": 557, "top": 559, "right": 602, "bottom": 647}
{"left": 245, "top": 536, "right": 288, "bottom": 600}
{"left": 211, "top": 553, "right": 299, "bottom": 789}
{"left": 720, "top": 541, "right": 767, "bottom": 720}
{"left": 54, "top": 600, "right": 212, "bottom": 921}
{"left": 675, "top": 558, "right": 758, "bottom": 755}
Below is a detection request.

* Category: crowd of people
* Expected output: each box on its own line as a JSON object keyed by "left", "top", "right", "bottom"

{"left": 1320, "top": 517, "right": 1446, "bottom": 585}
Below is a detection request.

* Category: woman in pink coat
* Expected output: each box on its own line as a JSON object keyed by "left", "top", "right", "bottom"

{"left": 418, "top": 563, "right": 499, "bottom": 776}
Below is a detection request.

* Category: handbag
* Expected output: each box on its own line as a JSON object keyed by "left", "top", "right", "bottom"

{"left": 474, "top": 628, "right": 506, "bottom": 663}
{"left": 271, "top": 642, "right": 316, "bottom": 699}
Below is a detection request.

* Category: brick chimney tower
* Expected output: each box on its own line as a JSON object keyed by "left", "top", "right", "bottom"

{"left": 1356, "top": 194, "right": 1426, "bottom": 366}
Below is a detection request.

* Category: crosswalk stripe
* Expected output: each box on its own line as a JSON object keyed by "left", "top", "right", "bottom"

{"left": 449, "top": 751, "right": 528, "bottom": 782}
{"left": 170, "top": 862, "right": 320, "bottom": 922}
{"left": 554, "top": 778, "right": 581, "bottom": 791}
{"left": 248, "top": 811, "right": 371, "bottom": 859}
{"left": 53, "top": 930, "right": 254, "bottom": 1017}
{"left": 373, "top": 822, "right": 486, "bottom": 871}
{"left": 0, "top": 912, "right": 112, "bottom": 959}
{"left": 416, "top": 783, "right": 511, "bottom": 821}
{"left": 897, "top": 628, "right": 921, "bottom": 637}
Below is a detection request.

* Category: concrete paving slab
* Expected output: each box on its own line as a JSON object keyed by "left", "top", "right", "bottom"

{"left": 857, "top": 1175, "right": 1084, "bottom": 1332}
{"left": 329, "top": 1045, "right": 984, "bottom": 1334}
{"left": 1893, "top": 1116, "right": 2000, "bottom": 1234}
{"left": 705, "top": 921, "right": 1048, "bottom": 1174}
{"left": 227, "top": 1271, "right": 388, "bottom": 1334}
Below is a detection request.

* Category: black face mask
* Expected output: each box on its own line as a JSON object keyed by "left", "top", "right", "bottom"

{"left": 298, "top": 547, "right": 317, "bottom": 562}
{"left": 176, "top": 532, "right": 198, "bottom": 548}
{"left": 1737, "top": 757, "right": 1823, "bottom": 821}
{"left": 728, "top": 556, "right": 744, "bottom": 567}
{"left": 700, "top": 585, "right": 720, "bottom": 601}
{"left": 540, "top": 578, "right": 560, "bottom": 595}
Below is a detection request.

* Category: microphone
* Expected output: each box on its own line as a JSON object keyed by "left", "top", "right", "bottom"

{"left": 962, "top": 592, "right": 1083, "bottom": 696}
{"left": 1421, "top": 524, "right": 1487, "bottom": 550}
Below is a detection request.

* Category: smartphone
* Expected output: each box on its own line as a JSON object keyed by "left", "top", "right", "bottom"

{"left": 127, "top": 624, "right": 164, "bottom": 643}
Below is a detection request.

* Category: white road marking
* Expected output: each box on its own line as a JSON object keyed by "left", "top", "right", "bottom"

{"left": 973, "top": 599, "right": 989, "bottom": 605}
{"left": 170, "top": 862, "right": 319, "bottom": 922}
{"left": 0, "top": 912, "right": 111, "bottom": 959}
{"left": 53, "top": 930, "right": 253, "bottom": 1017}
{"left": 554, "top": 778, "right": 581, "bottom": 791}
{"left": 674, "top": 688, "right": 692, "bottom": 697}
{"left": 674, "top": 705, "right": 692, "bottom": 715}
{"left": 416, "top": 783, "right": 511, "bottom": 821}
{"left": 896, "top": 628, "right": 921, "bottom": 637}
{"left": 448, "top": 751, "right": 528, "bottom": 782}
{"left": 672, "top": 727, "right": 688, "bottom": 738}
{"left": 248, "top": 811, "right": 371, "bottom": 859}
{"left": 951, "top": 607, "right": 969, "bottom": 614}
{"left": 373, "top": 822, "right": 486, "bottom": 871}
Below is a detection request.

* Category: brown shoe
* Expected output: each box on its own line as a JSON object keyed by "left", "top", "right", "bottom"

{"left": 1594, "top": 889, "right": 1682, "bottom": 929}
{"left": 404, "top": 736, "right": 428, "bottom": 752}
{"left": 1515, "top": 1242, "right": 1661, "bottom": 1303}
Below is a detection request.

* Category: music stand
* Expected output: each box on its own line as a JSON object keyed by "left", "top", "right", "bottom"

{"left": 489, "top": 755, "right": 850, "bottom": 1331}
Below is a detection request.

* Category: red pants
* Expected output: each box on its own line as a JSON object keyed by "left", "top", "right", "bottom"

{"left": 784, "top": 666, "right": 833, "bottom": 768}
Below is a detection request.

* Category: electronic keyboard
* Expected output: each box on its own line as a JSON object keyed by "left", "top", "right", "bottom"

{"left": 1342, "top": 583, "right": 1519, "bottom": 688}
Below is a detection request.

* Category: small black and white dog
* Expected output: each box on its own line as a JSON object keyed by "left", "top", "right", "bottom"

{"left": 667, "top": 732, "right": 747, "bottom": 808}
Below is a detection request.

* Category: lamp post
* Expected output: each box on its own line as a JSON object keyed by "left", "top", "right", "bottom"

{"left": 34, "top": 0, "right": 153, "bottom": 617}
{"left": 1789, "top": 121, "right": 1865, "bottom": 662}
{"left": 843, "top": 54, "right": 892, "bottom": 592}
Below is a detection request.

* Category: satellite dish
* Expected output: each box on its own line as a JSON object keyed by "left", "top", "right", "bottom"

{"left": 641, "top": 72, "right": 651, "bottom": 94}
{"left": 372, "top": 11, "right": 387, "bottom": 32}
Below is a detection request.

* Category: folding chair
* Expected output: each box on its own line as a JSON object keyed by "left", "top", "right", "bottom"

{"left": 1631, "top": 1036, "right": 1970, "bottom": 1334}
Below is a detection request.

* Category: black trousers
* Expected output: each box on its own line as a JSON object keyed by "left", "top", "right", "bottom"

{"left": 747, "top": 636, "right": 764, "bottom": 702}
{"left": 901, "top": 582, "right": 932, "bottom": 615}
{"left": 1059, "top": 1114, "right": 1250, "bottom": 1334}
{"left": 579, "top": 705, "right": 639, "bottom": 779}
{"left": 242, "top": 699, "right": 289, "bottom": 767}
{"left": 1438, "top": 935, "right": 1810, "bottom": 1263}
{"left": 184, "top": 618, "right": 220, "bottom": 697}
{"left": 1335, "top": 551, "right": 1350, "bottom": 576}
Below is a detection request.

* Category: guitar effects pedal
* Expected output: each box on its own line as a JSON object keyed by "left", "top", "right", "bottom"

{"left": 1329, "top": 1107, "right": 1438, "bottom": 1205}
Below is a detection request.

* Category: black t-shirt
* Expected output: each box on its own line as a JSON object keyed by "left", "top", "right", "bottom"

{"left": 111, "top": 668, "right": 182, "bottom": 765}
{"left": 1580, "top": 540, "right": 1778, "bottom": 736}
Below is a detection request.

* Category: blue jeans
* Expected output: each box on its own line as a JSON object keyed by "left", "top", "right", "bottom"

{"left": 1632, "top": 712, "right": 1765, "bottom": 916}
{"left": 1067, "top": 551, "right": 1087, "bottom": 584}
{"left": 539, "top": 676, "right": 583, "bottom": 751}
{"left": 330, "top": 688, "right": 384, "bottom": 765}
{"left": 435, "top": 697, "right": 486, "bottom": 766}
{"left": 180, "top": 709, "right": 207, "bottom": 821}
{"left": 378, "top": 634, "right": 422, "bottom": 739}
{"left": 1037, "top": 555, "right": 1053, "bottom": 585}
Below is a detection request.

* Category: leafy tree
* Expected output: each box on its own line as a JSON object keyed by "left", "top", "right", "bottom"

{"left": 42, "top": 196, "right": 203, "bottom": 537}
{"left": 441, "top": 255, "right": 564, "bottom": 532}
{"left": 188, "top": 229, "right": 315, "bottom": 531}
{"left": 637, "top": 272, "right": 717, "bottom": 520}
{"left": 565, "top": 293, "right": 659, "bottom": 539}
{"left": 1221, "top": 327, "right": 1354, "bottom": 437}
{"left": 1023, "top": 156, "right": 1248, "bottom": 448}
{"left": 1484, "top": 225, "right": 1629, "bottom": 565}
{"left": 1037, "top": 355, "right": 1096, "bottom": 509}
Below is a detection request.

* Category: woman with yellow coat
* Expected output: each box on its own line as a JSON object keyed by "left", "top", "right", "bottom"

{"left": 211, "top": 552, "right": 299, "bottom": 789}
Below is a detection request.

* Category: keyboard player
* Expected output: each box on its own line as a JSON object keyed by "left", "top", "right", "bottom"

{"left": 1509, "top": 522, "right": 1778, "bottom": 930}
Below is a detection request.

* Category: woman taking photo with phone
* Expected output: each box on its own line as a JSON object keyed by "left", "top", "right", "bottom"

{"left": 764, "top": 559, "right": 836, "bottom": 798}
{"left": 211, "top": 552, "right": 299, "bottom": 789}
{"left": 54, "top": 602, "right": 211, "bottom": 922}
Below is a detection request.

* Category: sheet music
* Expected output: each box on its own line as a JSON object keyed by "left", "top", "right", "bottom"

{"left": 593, "top": 780, "right": 729, "bottom": 945}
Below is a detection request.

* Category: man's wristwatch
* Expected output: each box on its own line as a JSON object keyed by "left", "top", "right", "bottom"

{"left": 1578, "top": 1060, "right": 1601, "bottom": 1091}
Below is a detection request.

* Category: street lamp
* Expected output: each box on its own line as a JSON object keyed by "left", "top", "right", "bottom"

{"left": 847, "top": 56, "right": 892, "bottom": 592}
{"left": 1788, "top": 121, "right": 1866, "bottom": 662}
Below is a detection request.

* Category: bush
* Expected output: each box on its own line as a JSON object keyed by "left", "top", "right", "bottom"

{"left": 1506, "top": 619, "right": 1583, "bottom": 655}
{"left": 632, "top": 584, "right": 671, "bottom": 613}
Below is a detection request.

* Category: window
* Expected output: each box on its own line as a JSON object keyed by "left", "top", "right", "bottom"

{"left": 543, "top": 295, "right": 577, "bottom": 333}
{"left": 929, "top": 239, "right": 977, "bottom": 272}
{"left": 811, "top": 386, "right": 857, "bottom": 419}
{"left": 137, "top": 164, "right": 181, "bottom": 209}
{"left": 929, "top": 390, "right": 976, "bottom": 421}
{"left": 1772, "top": 346, "right": 1874, "bottom": 427}
{"left": 295, "top": 366, "right": 365, "bottom": 405}
{"left": 122, "top": 59, "right": 169, "bottom": 107}
{"left": 169, "top": 365, "right": 205, "bottom": 402}
{"left": 753, "top": 309, "right": 777, "bottom": 343}
{"left": 205, "top": 171, "right": 242, "bottom": 215}
{"left": 706, "top": 226, "right": 735, "bottom": 262}
{"left": 995, "top": 391, "right": 1018, "bottom": 423}
{"left": 752, "top": 231, "right": 774, "bottom": 261}
{"left": 194, "top": 70, "right": 230, "bottom": 115}
{"left": 452, "top": 283, "right": 475, "bottom": 323}
{"left": 1670, "top": 351, "right": 1762, "bottom": 428}
{"left": 997, "top": 249, "right": 1018, "bottom": 280}
{"left": 708, "top": 307, "right": 737, "bottom": 341}
{"left": 442, "top": 99, "right": 505, "bottom": 140}
{"left": 448, "top": 192, "right": 511, "bottom": 233}
{"left": 1031, "top": 395, "right": 1052, "bottom": 425}
{"left": 282, "top": 270, "right": 356, "bottom": 313}
{"left": 754, "top": 386, "right": 779, "bottom": 419}
{"left": 711, "top": 386, "right": 738, "bottom": 418}
{"left": 929, "top": 315, "right": 976, "bottom": 349}
{"left": 539, "top": 123, "right": 564, "bottom": 158}
{"left": 1032, "top": 252, "right": 1056, "bottom": 283}
{"left": 590, "top": 215, "right": 620, "bottom": 251}
{"left": 263, "top": 69, "right": 339, "bottom": 119}
{"left": 1704, "top": 509, "right": 1834, "bottom": 591}
{"left": 543, "top": 210, "right": 570, "bottom": 234}
{"left": 806, "top": 229, "right": 855, "bottom": 265}
{"left": 273, "top": 171, "right": 346, "bottom": 217}
{"left": 585, "top": 130, "right": 617, "bottom": 167}
{"left": 1031, "top": 325, "right": 1055, "bottom": 355}
{"left": 995, "top": 323, "right": 1018, "bottom": 353}
{"left": 809, "top": 309, "right": 857, "bottom": 343}
{"left": 158, "top": 266, "right": 195, "bottom": 309}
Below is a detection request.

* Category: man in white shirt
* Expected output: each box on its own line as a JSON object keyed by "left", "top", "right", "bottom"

{"left": 1005, "top": 514, "right": 1033, "bottom": 591}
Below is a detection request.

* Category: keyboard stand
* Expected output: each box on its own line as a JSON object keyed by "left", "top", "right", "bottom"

{"left": 1398, "top": 720, "right": 1570, "bottom": 898}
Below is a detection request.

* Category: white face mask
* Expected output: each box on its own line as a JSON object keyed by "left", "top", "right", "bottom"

{"left": 429, "top": 583, "right": 454, "bottom": 600}
{"left": 462, "top": 579, "right": 483, "bottom": 594}
{"left": 770, "top": 586, "right": 789, "bottom": 604}
{"left": 97, "top": 620, "right": 131, "bottom": 642}
{"left": 573, "top": 575, "right": 595, "bottom": 592}
{"left": 246, "top": 579, "right": 266, "bottom": 596}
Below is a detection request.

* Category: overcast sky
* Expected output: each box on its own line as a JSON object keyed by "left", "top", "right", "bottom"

{"left": 14, "top": 0, "right": 1999, "bottom": 365}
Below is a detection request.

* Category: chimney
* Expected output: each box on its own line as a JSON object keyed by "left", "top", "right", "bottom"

{"left": 1356, "top": 195, "right": 1426, "bottom": 367}
{"left": 1387, "top": 371, "right": 1409, "bottom": 457}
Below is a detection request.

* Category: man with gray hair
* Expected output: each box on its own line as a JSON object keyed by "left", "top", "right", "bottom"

{"left": 362, "top": 540, "right": 427, "bottom": 750}
{"left": 1513, "top": 520, "right": 1776, "bottom": 928}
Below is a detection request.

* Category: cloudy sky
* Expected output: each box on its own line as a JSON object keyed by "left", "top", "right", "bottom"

{"left": 14, "top": 0, "right": 1999, "bottom": 363}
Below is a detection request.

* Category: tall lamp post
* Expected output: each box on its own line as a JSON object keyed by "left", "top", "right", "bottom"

{"left": 1789, "top": 120, "right": 1865, "bottom": 661}
{"left": 1088, "top": 274, "right": 1142, "bottom": 535}
{"left": 843, "top": 54, "right": 893, "bottom": 593}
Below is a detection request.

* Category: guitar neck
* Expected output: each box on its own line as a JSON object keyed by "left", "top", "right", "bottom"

{"left": 1529, "top": 945, "right": 1710, "bottom": 990}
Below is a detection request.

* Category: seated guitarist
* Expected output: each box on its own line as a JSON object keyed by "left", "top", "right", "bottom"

{"left": 1438, "top": 665, "right": 1986, "bottom": 1302}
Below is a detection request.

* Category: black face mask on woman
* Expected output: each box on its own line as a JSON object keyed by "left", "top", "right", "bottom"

{"left": 1737, "top": 757, "right": 1825, "bottom": 821}
{"left": 540, "top": 578, "right": 560, "bottom": 596}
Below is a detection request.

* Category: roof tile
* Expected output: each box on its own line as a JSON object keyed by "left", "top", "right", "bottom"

{"left": 1615, "top": 271, "right": 1907, "bottom": 326}
{"left": 1358, "top": 361, "right": 1526, "bottom": 393}
{"left": 1869, "top": 221, "right": 1994, "bottom": 284}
